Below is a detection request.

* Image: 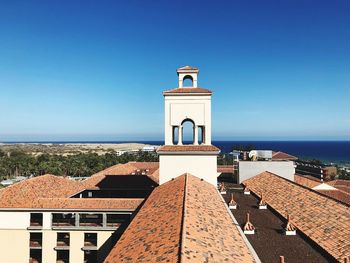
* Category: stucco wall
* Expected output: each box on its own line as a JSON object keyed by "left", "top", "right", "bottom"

{"left": 238, "top": 161, "right": 295, "bottom": 183}
{"left": 164, "top": 95, "right": 212, "bottom": 145}
{"left": 159, "top": 154, "right": 217, "bottom": 186}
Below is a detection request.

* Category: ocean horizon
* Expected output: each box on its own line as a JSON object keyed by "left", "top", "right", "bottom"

{"left": 1, "top": 140, "right": 349, "bottom": 164}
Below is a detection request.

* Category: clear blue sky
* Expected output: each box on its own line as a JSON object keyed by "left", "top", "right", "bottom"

{"left": 0, "top": 0, "right": 349, "bottom": 141}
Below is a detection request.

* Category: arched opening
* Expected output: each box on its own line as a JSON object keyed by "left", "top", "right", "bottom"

{"left": 172, "top": 126, "right": 179, "bottom": 145}
{"left": 182, "top": 75, "right": 193, "bottom": 87}
{"left": 198, "top": 126, "right": 204, "bottom": 144}
{"left": 181, "top": 119, "right": 195, "bottom": 144}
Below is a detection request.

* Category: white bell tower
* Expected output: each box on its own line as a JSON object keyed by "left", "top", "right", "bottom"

{"left": 157, "top": 66, "right": 220, "bottom": 186}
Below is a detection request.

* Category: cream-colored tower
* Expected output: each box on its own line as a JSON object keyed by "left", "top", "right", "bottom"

{"left": 157, "top": 66, "right": 220, "bottom": 186}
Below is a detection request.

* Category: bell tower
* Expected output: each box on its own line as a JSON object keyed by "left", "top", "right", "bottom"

{"left": 157, "top": 66, "right": 220, "bottom": 186}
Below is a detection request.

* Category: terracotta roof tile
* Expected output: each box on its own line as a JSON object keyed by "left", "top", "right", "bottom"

{"left": 217, "top": 165, "right": 233, "bottom": 173}
{"left": 0, "top": 162, "right": 159, "bottom": 210}
{"left": 104, "top": 174, "right": 257, "bottom": 262}
{"left": 294, "top": 174, "right": 321, "bottom": 188}
{"left": 272, "top": 151, "right": 298, "bottom": 160}
{"left": 177, "top": 66, "right": 198, "bottom": 71}
{"left": 104, "top": 174, "right": 186, "bottom": 263}
{"left": 243, "top": 171, "right": 350, "bottom": 261}
{"left": 30, "top": 198, "right": 143, "bottom": 210}
{"left": 0, "top": 175, "right": 85, "bottom": 208}
{"left": 328, "top": 179, "right": 350, "bottom": 194}
{"left": 157, "top": 145, "right": 220, "bottom": 153}
{"left": 163, "top": 87, "right": 212, "bottom": 95}
{"left": 316, "top": 190, "right": 350, "bottom": 205}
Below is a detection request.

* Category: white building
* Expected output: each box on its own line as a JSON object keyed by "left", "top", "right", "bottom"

{"left": 157, "top": 66, "right": 220, "bottom": 186}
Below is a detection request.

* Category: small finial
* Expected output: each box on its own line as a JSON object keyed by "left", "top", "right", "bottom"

{"left": 280, "top": 256, "right": 285, "bottom": 263}
{"left": 228, "top": 193, "right": 237, "bottom": 209}
{"left": 220, "top": 183, "right": 227, "bottom": 194}
{"left": 285, "top": 213, "right": 296, "bottom": 235}
{"left": 243, "top": 212, "right": 255, "bottom": 234}
{"left": 259, "top": 192, "right": 267, "bottom": 209}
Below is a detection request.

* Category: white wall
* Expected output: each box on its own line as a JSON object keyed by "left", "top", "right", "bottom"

{"left": 238, "top": 161, "right": 295, "bottom": 183}
{"left": 164, "top": 95, "right": 212, "bottom": 145}
{"left": 0, "top": 211, "right": 30, "bottom": 229}
{"left": 159, "top": 154, "right": 217, "bottom": 186}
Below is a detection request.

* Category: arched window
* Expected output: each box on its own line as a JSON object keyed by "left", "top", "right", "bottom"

{"left": 181, "top": 119, "right": 195, "bottom": 144}
{"left": 172, "top": 126, "right": 179, "bottom": 145}
{"left": 198, "top": 126, "right": 204, "bottom": 144}
{"left": 182, "top": 75, "right": 193, "bottom": 87}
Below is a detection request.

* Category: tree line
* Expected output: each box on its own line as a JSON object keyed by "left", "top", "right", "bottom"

{"left": 0, "top": 150, "right": 158, "bottom": 180}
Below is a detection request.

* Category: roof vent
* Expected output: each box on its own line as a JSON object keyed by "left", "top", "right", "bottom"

{"left": 243, "top": 213, "right": 255, "bottom": 234}
{"left": 228, "top": 194, "right": 237, "bottom": 209}
{"left": 258, "top": 193, "right": 267, "bottom": 209}
{"left": 285, "top": 214, "right": 297, "bottom": 235}
{"left": 244, "top": 186, "right": 250, "bottom": 195}
{"left": 219, "top": 183, "right": 227, "bottom": 195}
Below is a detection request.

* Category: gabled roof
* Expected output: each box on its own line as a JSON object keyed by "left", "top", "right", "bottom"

{"left": 0, "top": 174, "right": 85, "bottom": 208}
{"left": 104, "top": 173, "right": 257, "bottom": 263}
{"left": 163, "top": 87, "right": 212, "bottom": 95}
{"left": 272, "top": 151, "right": 298, "bottom": 161}
{"left": 243, "top": 171, "right": 350, "bottom": 261}
{"left": 0, "top": 162, "right": 160, "bottom": 210}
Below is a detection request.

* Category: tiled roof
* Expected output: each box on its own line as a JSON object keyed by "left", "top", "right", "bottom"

{"left": 316, "top": 190, "right": 350, "bottom": 205}
{"left": 83, "top": 162, "right": 160, "bottom": 188}
{"left": 328, "top": 179, "right": 350, "bottom": 194}
{"left": 243, "top": 171, "right": 350, "bottom": 261}
{"left": 163, "top": 87, "right": 212, "bottom": 95}
{"left": 294, "top": 174, "right": 321, "bottom": 188}
{"left": 218, "top": 165, "right": 233, "bottom": 173}
{"left": 30, "top": 198, "right": 143, "bottom": 210}
{"left": 0, "top": 175, "right": 85, "bottom": 208}
{"left": 0, "top": 162, "right": 159, "bottom": 210}
{"left": 272, "top": 151, "right": 298, "bottom": 160}
{"left": 104, "top": 173, "right": 257, "bottom": 263}
{"left": 157, "top": 145, "right": 220, "bottom": 153}
{"left": 177, "top": 66, "right": 198, "bottom": 71}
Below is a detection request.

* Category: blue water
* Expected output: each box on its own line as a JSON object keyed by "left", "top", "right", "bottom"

{"left": 3, "top": 140, "right": 350, "bottom": 163}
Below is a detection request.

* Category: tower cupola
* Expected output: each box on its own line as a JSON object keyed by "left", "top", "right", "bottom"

{"left": 177, "top": 66, "right": 199, "bottom": 88}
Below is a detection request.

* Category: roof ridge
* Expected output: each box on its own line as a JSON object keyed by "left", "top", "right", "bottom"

{"left": 179, "top": 173, "right": 189, "bottom": 263}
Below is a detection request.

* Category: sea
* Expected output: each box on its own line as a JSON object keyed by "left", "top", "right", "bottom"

{"left": 3, "top": 140, "right": 350, "bottom": 164}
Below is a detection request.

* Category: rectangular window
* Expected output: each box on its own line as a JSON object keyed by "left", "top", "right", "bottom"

{"left": 29, "top": 232, "right": 42, "bottom": 249}
{"left": 57, "top": 233, "right": 70, "bottom": 248}
{"left": 84, "top": 233, "right": 97, "bottom": 247}
{"left": 30, "top": 213, "right": 43, "bottom": 228}
{"left": 56, "top": 250, "right": 69, "bottom": 263}
{"left": 84, "top": 250, "right": 97, "bottom": 263}
{"left": 106, "top": 214, "right": 130, "bottom": 228}
{"left": 52, "top": 213, "right": 76, "bottom": 227}
{"left": 79, "top": 214, "right": 103, "bottom": 227}
{"left": 29, "top": 249, "right": 42, "bottom": 263}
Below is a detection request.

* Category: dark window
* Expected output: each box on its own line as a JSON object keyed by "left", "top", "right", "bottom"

{"left": 106, "top": 214, "right": 130, "bottom": 228}
{"left": 29, "top": 249, "right": 42, "bottom": 263}
{"left": 56, "top": 250, "right": 69, "bottom": 263}
{"left": 84, "top": 233, "right": 97, "bottom": 247}
{"left": 84, "top": 250, "right": 97, "bottom": 263}
{"left": 52, "top": 213, "right": 76, "bottom": 227}
{"left": 79, "top": 214, "right": 103, "bottom": 227}
{"left": 57, "top": 233, "right": 70, "bottom": 247}
{"left": 29, "top": 232, "right": 42, "bottom": 249}
{"left": 30, "top": 213, "right": 43, "bottom": 227}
